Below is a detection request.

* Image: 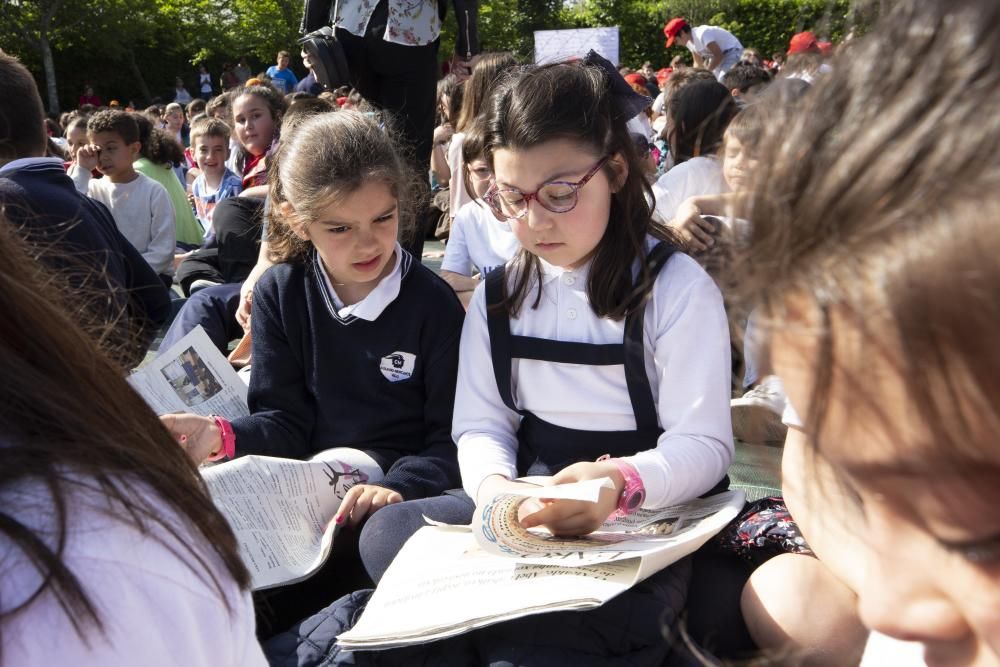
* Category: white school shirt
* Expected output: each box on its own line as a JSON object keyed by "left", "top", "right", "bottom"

{"left": 688, "top": 25, "right": 743, "bottom": 60}
{"left": 440, "top": 200, "right": 520, "bottom": 277}
{"left": 454, "top": 241, "right": 734, "bottom": 507}
{"left": 0, "top": 476, "right": 267, "bottom": 666}
{"left": 651, "top": 156, "right": 729, "bottom": 223}
{"left": 316, "top": 242, "right": 406, "bottom": 320}
{"left": 447, "top": 133, "right": 473, "bottom": 218}
{"left": 84, "top": 172, "right": 177, "bottom": 275}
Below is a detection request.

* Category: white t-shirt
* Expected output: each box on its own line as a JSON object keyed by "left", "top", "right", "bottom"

{"left": 455, "top": 239, "right": 734, "bottom": 506}
{"left": 84, "top": 172, "right": 177, "bottom": 275}
{"left": 651, "top": 156, "right": 729, "bottom": 223}
{"left": 447, "top": 132, "right": 473, "bottom": 218}
{"left": 688, "top": 25, "right": 743, "bottom": 60}
{"left": 0, "top": 478, "right": 267, "bottom": 666}
{"left": 440, "top": 200, "right": 520, "bottom": 277}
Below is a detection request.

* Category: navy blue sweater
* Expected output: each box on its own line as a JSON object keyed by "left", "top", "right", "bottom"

{"left": 233, "top": 250, "right": 465, "bottom": 501}
{"left": 0, "top": 160, "right": 171, "bottom": 367}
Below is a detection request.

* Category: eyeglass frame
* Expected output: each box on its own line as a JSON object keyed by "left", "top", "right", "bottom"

{"left": 484, "top": 155, "right": 610, "bottom": 220}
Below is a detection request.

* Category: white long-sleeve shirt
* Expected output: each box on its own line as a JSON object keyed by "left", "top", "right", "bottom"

{"left": 1, "top": 477, "right": 266, "bottom": 666}
{"left": 454, "top": 243, "right": 734, "bottom": 507}
{"left": 77, "top": 172, "right": 176, "bottom": 275}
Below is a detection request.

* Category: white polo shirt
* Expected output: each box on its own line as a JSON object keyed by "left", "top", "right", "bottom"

{"left": 454, "top": 240, "right": 734, "bottom": 507}
{"left": 316, "top": 243, "right": 407, "bottom": 321}
{"left": 440, "top": 200, "right": 520, "bottom": 278}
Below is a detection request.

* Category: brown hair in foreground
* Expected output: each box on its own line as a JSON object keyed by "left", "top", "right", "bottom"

{"left": 729, "top": 0, "right": 1000, "bottom": 461}
{"left": 0, "top": 218, "right": 250, "bottom": 640}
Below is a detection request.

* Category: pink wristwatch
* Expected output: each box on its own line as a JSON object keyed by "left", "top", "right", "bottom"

{"left": 608, "top": 458, "right": 646, "bottom": 516}
{"left": 206, "top": 415, "right": 236, "bottom": 461}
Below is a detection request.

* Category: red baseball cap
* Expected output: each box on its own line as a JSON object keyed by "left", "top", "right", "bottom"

{"left": 663, "top": 18, "right": 688, "bottom": 48}
{"left": 624, "top": 73, "right": 646, "bottom": 86}
{"left": 656, "top": 67, "right": 672, "bottom": 84}
{"left": 788, "top": 31, "right": 820, "bottom": 55}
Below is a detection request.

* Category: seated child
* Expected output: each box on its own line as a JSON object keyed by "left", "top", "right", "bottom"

{"left": 0, "top": 211, "right": 267, "bottom": 666}
{"left": 343, "top": 55, "right": 734, "bottom": 665}
{"left": 161, "top": 111, "right": 465, "bottom": 625}
{"left": 733, "top": 2, "right": 999, "bottom": 663}
{"left": 439, "top": 116, "right": 520, "bottom": 307}
{"left": 651, "top": 78, "right": 738, "bottom": 222}
{"left": 74, "top": 110, "right": 176, "bottom": 284}
{"left": 131, "top": 112, "right": 206, "bottom": 249}
{"left": 189, "top": 117, "right": 242, "bottom": 242}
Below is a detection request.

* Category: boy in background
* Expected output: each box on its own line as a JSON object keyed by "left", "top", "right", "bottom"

{"left": 189, "top": 117, "right": 242, "bottom": 241}
{"left": 75, "top": 111, "right": 176, "bottom": 286}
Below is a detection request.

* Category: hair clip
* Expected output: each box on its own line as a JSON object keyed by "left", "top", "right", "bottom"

{"left": 582, "top": 50, "right": 652, "bottom": 122}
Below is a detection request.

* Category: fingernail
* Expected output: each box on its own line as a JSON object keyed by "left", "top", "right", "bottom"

{"left": 179, "top": 435, "right": 188, "bottom": 443}
{"left": 335, "top": 515, "right": 344, "bottom": 524}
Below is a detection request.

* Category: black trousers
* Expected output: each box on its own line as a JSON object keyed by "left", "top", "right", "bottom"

{"left": 337, "top": 0, "right": 439, "bottom": 260}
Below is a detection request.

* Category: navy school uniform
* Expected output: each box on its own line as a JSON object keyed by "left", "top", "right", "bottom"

{"left": 261, "top": 240, "right": 736, "bottom": 665}
{"left": 232, "top": 245, "right": 465, "bottom": 501}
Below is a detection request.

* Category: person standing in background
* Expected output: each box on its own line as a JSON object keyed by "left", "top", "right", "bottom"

{"left": 198, "top": 64, "right": 214, "bottom": 100}
{"left": 266, "top": 51, "right": 299, "bottom": 94}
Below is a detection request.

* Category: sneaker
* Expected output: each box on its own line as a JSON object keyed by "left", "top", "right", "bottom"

{"left": 189, "top": 279, "right": 221, "bottom": 294}
{"left": 731, "top": 376, "right": 788, "bottom": 444}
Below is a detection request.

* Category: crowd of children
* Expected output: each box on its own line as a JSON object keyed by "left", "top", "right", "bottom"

{"left": 1, "top": 0, "right": 998, "bottom": 665}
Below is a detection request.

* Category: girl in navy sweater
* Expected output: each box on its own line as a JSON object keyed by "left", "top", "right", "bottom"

{"left": 162, "top": 111, "right": 465, "bottom": 530}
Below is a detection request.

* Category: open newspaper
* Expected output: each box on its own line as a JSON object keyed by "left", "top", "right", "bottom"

{"left": 128, "top": 325, "right": 249, "bottom": 420}
{"left": 202, "top": 448, "right": 384, "bottom": 590}
{"left": 338, "top": 482, "right": 744, "bottom": 650}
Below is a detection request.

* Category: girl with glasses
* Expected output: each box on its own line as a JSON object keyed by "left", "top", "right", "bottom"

{"left": 439, "top": 115, "right": 521, "bottom": 307}
{"left": 353, "top": 56, "right": 734, "bottom": 664}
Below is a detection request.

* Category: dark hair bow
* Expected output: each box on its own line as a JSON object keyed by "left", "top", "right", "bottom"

{"left": 583, "top": 49, "right": 652, "bottom": 122}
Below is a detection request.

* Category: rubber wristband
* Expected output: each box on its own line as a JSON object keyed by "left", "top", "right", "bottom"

{"left": 608, "top": 458, "right": 645, "bottom": 517}
{"left": 206, "top": 415, "right": 236, "bottom": 461}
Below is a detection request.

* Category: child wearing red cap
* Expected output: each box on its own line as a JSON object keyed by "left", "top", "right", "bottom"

{"left": 664, "top": 17, "right": 743, "bottom": 81}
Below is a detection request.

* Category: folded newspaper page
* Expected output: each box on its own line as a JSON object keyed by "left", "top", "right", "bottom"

{"left": 202, "top": 448, "right": 384, "bottom": 590}
{"left": 337, "top": 484, "right": 744, "bottom": 649}
{"left": 128, "top": 325, "right": 249, "bottom": 419}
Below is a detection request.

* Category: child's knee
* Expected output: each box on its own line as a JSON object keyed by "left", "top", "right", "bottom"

{"left": 358, "top": 501, "right": 425, "bottom": 582}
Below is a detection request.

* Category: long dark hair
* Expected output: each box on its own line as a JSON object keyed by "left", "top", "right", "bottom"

{"left": 484, "top": 62, "right": 676, "bottom": 320}
{"left": 0, "top": 219, "right": 250, "bottom": 643}
{"left": 132, "top": 112, "right": 185, "bottom": 167}
{"left": 730, "top": 0, "right": 1000, "bottom": 462}
{"left": 664, "top": 79, "right": 737, "bottom": 163}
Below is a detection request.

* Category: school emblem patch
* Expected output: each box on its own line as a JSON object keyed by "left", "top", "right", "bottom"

{"left": 379, "top": 351, "right": 416, "bottom": 382}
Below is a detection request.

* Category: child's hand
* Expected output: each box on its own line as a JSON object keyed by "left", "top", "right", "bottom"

{"left": 236, "top": 281, "right": 255, "bottom": 331}
{"left": 433, "top": 123, "right": 454, "bottom": 146}
{"left": 669, "top": 200, "right": 718, "bottom": 253}
{"left": 333, "top": 484, "right": 403, "bottom": 529}
{"left": 519, "top": 461, "right": 625, "bottom": 537}
{"left": 159, "top": 413, "right": 222, "bottom": 463}
{"left": 76, "top": 144, "right": 100, "bottom": 172}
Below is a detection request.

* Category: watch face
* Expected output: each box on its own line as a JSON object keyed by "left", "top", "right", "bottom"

{"left": 626, "top": 490, "right": 645, "bottom": 511}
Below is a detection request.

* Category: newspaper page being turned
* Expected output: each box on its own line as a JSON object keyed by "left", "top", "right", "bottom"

{"left": 338, "top": 482, "right": 744, "bottom": 650}
{"left": 128, "top": 325, "right": 249, "bottom": 419}
{"left": 201, "top": 448, "right": 384, "bottom": 590}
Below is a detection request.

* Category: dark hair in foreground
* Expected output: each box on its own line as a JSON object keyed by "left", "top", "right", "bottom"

{"left": 484, "top": 62, "right": 677, "bottom": 320}
{"left": 0, "top": 52, "right": 48, "bottom": 163}
{"left": 0, "top": 219, "right": 250, "bottom": 643}
{"left": 730, "top": 0, "right": 1000, "bottom": 461}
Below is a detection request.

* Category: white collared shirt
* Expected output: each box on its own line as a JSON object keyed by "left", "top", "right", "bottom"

{"left": 454, "top": 240, "right": 734, "bottom": 507}
{"left": 316, "top": 243, "right": 406, "bottom": 321}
